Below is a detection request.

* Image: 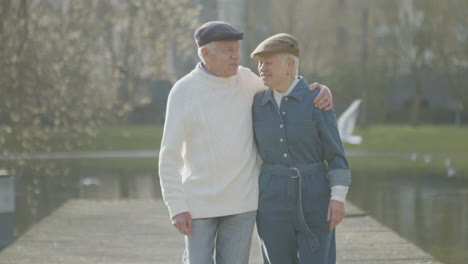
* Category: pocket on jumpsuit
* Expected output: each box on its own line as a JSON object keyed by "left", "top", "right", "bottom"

{"left": 302, "top": 167, "right": 331, "bottom": 230}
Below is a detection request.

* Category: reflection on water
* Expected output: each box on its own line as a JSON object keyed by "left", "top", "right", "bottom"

{"left": 13, "top": 168, "right": 160, "bottom": 237}
{"left": 348, "top": 168, "right": 468, "bottom": 264}
{"left": 7, "top": 160, "right": 468, "bottom": 264}
{"left": 78, "top": 171, "right": 160, "bottom": 200}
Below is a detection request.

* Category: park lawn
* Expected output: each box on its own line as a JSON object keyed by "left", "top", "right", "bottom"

{"left": 2, "top": 124, "right": 467, "bottom": 173}
{"left": 80, "top": 124, "right": 468, "bottom": 173}
{"left": 0, "top": 125, "right": 164, "bottom": 152}
{"left": 64, "top": 158, "right": 157, "bottom": 170}
{"left": 342, "top": 125, "right": 468, "bottom": 175}
{"left": 76, "top": 125, "right": 163, "bottom": 151}
{"left": 348, "top": 155, "right": 467, "bottom": 173}
{"left": 2, "top": 124, "right": 467, "bottom": 153}
{"left": 344, "top": 125, "right": 468, "bottom": 153}
{"left": 91, "top": 125, "right": 468, "bottom": 154}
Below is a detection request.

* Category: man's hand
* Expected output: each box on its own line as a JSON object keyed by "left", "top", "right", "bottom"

{"left": 327, "top": 200, "right": 345, "bottom": 230}
{"left": 172, "top": 212, "right": 192, "bottom": 236}
{"left": 309, "top": 82, "right": 333, "bottom": 110}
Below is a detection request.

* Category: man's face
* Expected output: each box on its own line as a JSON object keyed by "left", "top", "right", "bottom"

{"left": 204, "top": 41, "right": 240, "bottom": 78}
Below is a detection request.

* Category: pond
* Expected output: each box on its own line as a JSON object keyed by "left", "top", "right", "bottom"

{"left": 3, "top": 158, "right": 468, "bottom": 264}
{"left": 348, "top": 168, "right": 468, "bottom": 264}
{"left": 12, "top": 168, "right": 160, "bottom": 236}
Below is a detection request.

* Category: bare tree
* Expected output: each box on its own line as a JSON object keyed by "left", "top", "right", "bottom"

{"left": 0, "top": 0, "right": 200, "bottom": 173}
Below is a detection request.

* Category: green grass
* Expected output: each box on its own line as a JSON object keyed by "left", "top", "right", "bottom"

{"left": 3, "top": 124, "right": 467, "bottom": 153}
{"left": 348, "top": 155, "right": 467, "bottom": 172}
{"left": 341, "top": 125, "right": 468, "bottom": 175}
{"left": 91, "top": 125, "right": 468, "bottom": 154}
{"left": 77, "top": 125, "right": 164, "bottom": 151}
{"left": 0, "top": 125, "right": 164, "bottom": 152}
{"left": 2, "top": 124, "right": 467, "bottom": 172}
{"left": 1, "top": 125, "right": 163, "bottom": 170}
{"left": 344, "top": 125, "right": 468, "bottom": 153}
{"left": 61, "top": 158, "right": 158, "bottom": 170}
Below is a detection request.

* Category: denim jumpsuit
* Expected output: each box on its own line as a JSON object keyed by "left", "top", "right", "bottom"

{"left": 252, "top": 77, "right": 351, "bottom": 264}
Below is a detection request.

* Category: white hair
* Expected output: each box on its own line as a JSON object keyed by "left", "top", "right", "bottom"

{"left": 279, "top": 53, "right": 299, "bottom": 76}
{"left": 197, "top": 42, "right": 217, "bottom": 64}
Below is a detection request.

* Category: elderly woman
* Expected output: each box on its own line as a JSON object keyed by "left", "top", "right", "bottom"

{"left": 251, "top": 33, "right": 351, "bottom": 264}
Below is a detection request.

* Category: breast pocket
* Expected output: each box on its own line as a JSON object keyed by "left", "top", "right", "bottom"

{"left": 287, "top": 120, "right": 318, "bottom": 145}
{"left": 254, "top": 120, "right": 279, "bottom": 162}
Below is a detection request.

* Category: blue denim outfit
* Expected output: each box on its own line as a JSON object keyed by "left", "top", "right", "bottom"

{"left": 252, "top": 77, "right": 351, "bottom": 264}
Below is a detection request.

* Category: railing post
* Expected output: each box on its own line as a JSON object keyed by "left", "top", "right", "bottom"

{"left": 0, "top": 169, "right": 15, "bottom": 250}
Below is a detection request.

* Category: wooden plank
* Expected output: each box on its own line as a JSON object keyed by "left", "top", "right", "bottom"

{"left": 0, "top": 200, "right": 442, "bottom": 264}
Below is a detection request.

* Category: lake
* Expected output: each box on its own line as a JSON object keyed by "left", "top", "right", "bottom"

{"left": 3, "top": 158, "right": 468, "bottom": 264}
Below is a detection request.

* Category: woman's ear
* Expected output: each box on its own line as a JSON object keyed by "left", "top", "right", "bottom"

{"left": 288, "top": 57, "right": 295, "bottom": 70}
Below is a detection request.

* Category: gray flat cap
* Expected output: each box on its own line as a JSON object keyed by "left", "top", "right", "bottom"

{"left": 194, "top": 21, "right": 244, "bottom": 47}
{"left": 251, "top": 33, "right": 299, "bottom": 58}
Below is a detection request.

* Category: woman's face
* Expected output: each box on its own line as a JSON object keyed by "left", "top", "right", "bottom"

{"left": 257, "top": 54, "right": 293, "bottom": 91}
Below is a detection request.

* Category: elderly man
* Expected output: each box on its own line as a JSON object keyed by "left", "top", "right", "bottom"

{"left": 158, "top": 21, "right": 333, "bottom": 264}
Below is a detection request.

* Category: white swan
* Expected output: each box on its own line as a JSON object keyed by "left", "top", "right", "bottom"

{"left": 337, "top": 99, "right": 363, "bottom": 145}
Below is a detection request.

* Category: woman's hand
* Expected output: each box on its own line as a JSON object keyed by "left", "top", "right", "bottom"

{"left": 327, "top": 200, "right": 345, "bottom": 230}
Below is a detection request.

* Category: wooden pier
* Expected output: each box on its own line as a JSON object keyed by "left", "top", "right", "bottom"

{"left": 0, "top": 200, "right": 442, "bottom": 264}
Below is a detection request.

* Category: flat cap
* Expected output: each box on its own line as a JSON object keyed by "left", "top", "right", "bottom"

{"left": 194, "top": 21, "right": 244, "bottom": 47}
{"left": 251, "top": 33, "right": 299, "bottom": 58}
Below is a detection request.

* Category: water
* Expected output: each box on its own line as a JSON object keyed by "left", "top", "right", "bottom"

{"left": 348, "top": 168, "right": 468, "bottom": 264}
{"left": 12, "top": 168, "right": 160, "bottom": 236}
{"left": 5, "top": 161, "right": 468, "bottom": 263}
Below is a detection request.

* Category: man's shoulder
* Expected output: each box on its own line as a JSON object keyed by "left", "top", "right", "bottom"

{"left": 170, "top": 69, "right": 200, "bottom": 94}
{"left": 237, "top": 66, "right": 264, "bottom": 93}
{"left": 174, "top": 69, "right": 197, "bottom": 86}
{"left": 253, "top": 89, "right": 269, "bottom": 106}
{"left": 237, "top": 66, "right": 255, "bottom": 76}
{"left": 235, "top": 66, "right": 257, "bottom": 80}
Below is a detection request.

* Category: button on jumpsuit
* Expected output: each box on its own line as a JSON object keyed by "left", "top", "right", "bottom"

{"left": 252, "top": 78, "right": 351, "bottom": 264}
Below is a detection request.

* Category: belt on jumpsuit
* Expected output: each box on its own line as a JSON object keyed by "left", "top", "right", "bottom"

{"left": 260, "top": 162, "right": 327, "bottom": 252}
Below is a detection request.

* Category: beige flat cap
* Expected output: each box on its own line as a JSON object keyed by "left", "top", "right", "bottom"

{"left": 251, "top": 33, "right": 299, "bottom": 58}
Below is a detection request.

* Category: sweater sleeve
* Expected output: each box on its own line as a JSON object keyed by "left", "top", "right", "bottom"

{"left": 240, "top": 66, "right": 266, "bottom": 94}
{"left": 253, "top": 75, "right": 267, "bottom": 93}
{"left": 158, "top": 85, "right": 189, "bottom": 219}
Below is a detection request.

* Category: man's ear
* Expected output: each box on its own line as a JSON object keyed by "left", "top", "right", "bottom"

{"left": 201, "top": 48, "right": 210, "bottom": 62}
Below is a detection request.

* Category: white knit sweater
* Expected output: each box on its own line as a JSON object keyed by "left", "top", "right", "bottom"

{"left": 159, "top": 65, "right": 264, "bottom": 219}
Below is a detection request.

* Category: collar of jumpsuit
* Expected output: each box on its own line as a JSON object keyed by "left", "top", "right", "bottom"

{"left": 261, "top": 76, "right": 306, "bottom": 106}
{"left": 272, "top": 77, "right": 300, "bottom": 107}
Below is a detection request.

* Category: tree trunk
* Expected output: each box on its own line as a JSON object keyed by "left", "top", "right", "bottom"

{"left": 454, "top": 102, "right": 463, "bottom": 127}
{"left": 411, "top": 71, "right": 422, "bottom": 125}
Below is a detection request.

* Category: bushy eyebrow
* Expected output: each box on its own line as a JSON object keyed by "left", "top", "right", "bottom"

{"left": 222, "top": 45, "right": 236, "bottom": 51}
{"left": 258, "top": 55, "right": 275, "bottom": 62}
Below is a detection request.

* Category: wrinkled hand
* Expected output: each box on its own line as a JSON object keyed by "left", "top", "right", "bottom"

{"left": 309, "top": 82, "right": 333, "bottom": 110}
{"left": 327, "top": 200, "right": 345, "bottom": 230}
{"left": 172, "top": 212, "right": 192, "bottom": 236}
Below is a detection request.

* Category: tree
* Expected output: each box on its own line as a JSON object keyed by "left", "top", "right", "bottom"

{"left": 0, "top": 0, "right": 200, "bottom": 174}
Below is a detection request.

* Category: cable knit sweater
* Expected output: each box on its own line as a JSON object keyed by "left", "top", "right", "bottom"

{"left": 159, "top": 64, "right": 265, "bottom": 219}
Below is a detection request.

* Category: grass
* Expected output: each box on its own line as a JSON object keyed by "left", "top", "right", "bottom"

{"left": 344, "top": 125, "right": 468, "bottom": 153}
{"left": 77, "top": 125, "right": 164, "bottom": 151}
{"left": 0, "top": 125, "right": 164, "bottom": 152}
{"left": 348, "top": 155, "right": 467, "bottom": 173}
{"left": 2, "top": 124, "right": 467, "bottom": 173}
{"left": 62, "top": 158, "right": 158, "bottom": 170}
{"left": 343, "top": 125, "right": 468, "bottom": 175}
{"left": 91, "top": 125, "right": 468, "bottom": 154}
